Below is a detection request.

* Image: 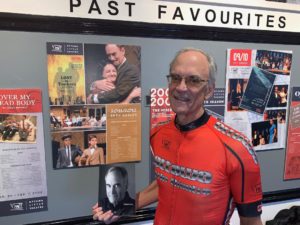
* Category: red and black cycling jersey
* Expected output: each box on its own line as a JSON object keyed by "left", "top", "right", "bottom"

{"left": 150, "top": 112, "right": 262, "bottom": 225}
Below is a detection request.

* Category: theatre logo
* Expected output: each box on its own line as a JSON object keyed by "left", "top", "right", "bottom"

{"left": 10, "top": 202, "right": 24, "bottom": 211}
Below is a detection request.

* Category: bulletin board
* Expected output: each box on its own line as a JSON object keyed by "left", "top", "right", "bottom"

{"left": 0, "top": 13, "right": 300, "bottom": 225}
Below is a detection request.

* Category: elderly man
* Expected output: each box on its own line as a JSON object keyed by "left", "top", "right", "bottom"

{"left": 99, "top": 166, "right": 135, "bottom": 216}
{"left": 93, "top": 48, "right": 263, "bottom": 225}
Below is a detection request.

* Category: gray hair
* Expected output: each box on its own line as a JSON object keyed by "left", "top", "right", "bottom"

{"left": 169, "top": 48, "right": 217, "bottom": 86}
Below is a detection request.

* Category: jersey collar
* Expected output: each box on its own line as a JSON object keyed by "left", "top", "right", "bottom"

{"left": 175, "top": 111, "right": 210, "bottom": 132}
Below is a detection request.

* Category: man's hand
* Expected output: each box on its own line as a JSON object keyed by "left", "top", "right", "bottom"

{"left": 87, "top": 94, "right": 93, "bottom": 104}
{"left": 92, "top": 203, "right": 120, "bottom": 224}
{"left": 93, "top": 80, "right": 115, "bottom": 92}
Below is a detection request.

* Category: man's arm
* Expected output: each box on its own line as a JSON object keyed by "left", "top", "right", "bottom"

{"left": 240, "top": 216, "right": 263, "bottom": 225}
{"left": 95, "top": 63, "right": 140, "bottom": 104}
{"left": 136, "top": 180, "right": 158, "bottom": 210}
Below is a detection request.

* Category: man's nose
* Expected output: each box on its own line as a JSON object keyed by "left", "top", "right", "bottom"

{"left": 176, "top": 78, "right": 188, "bottom": 90}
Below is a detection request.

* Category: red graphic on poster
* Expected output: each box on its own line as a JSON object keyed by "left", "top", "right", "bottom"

{"left": 284, "top": 87, "right": 300, "bottom": 180}
{"left": 229, "top": 49, "right": 252, "bottom": 66}
{"left": 150, "top": 88, "right": 175, "bottom": 129}
{"left": 0, "top": 89, "right": 42, "bottom": 113}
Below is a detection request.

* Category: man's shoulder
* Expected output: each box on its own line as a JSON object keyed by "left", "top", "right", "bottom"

{"left": 208, "top": 117, "right": 248, "bottom": 142}
{"left": 119, "top": 60, "right": 139, "bottom": 73}
{"left": 209, "top": 118, "right": 258, "bottom": 164}
{"left": 71, "top": 145, "right": 80, "bottom": 150}
{"left": 150, "top": 120, "right": 173, "bottom": 139}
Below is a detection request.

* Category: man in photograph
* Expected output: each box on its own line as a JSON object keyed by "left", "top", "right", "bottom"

{"left": 56, "top": 134, "right": 82, "bottom": 168}
{"left": 79, "top": 135, "right": 105, "bottom": 166}
{"left": 18, "top": 115, "right": 35, "bottom": 141}
{"left": 267, "top": 85, "right": 280, "bottom": 107}
{"left": 99, "top": 166, "right": 135, "bottom": 216}
{"left": 90, "top": 44, "right": 141, "bottom": 104}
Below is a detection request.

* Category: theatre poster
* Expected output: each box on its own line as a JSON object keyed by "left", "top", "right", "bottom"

{"left": 224, "top": 49, "right": 292, "bottom": 151}
{"left": 47, "top": 42, "right": 141, "bottom": 168}
{"left": 0, "top": 89, "right": 48, "bottom": 216}
{"left": 284, "top": 87, "right": 300, "bottom": 180}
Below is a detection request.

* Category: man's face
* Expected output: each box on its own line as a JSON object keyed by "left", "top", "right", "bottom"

{"left": 105, "top": 171, "right": 126, "bottom": 206}
{"left": 63, "top": 138, "right": 71, "bottom": 146}
{"left": 102, "top": 64, "right": 117, "bottom": 83}
{"left": 105, "top": 44, "right": 125, "bottom": 67}
{"left": 89, "top": 137, "right": 97, "bottom": 147}
{"left": 169, "top": 50, "right": 214, "bottom": 124}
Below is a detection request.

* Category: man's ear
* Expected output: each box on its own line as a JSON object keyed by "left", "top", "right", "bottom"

{"left": 205, "top": 83, "right": 215, "bottom": 100}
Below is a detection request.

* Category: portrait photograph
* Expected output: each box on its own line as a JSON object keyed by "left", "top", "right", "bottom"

{"left": 98, "top": 163, "right": 135, "bottom": 216}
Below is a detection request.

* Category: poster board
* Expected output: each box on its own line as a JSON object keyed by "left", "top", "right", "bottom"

{"left": 0, "top": 14, "right": 300, "bottom": 225}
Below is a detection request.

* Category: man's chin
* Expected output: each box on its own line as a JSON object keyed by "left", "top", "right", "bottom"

{"left": 172, "top": 106, "right": 189, "bottom": 115}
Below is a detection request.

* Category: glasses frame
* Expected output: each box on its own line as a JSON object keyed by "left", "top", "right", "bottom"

{"left": 166, "top": 73, "right": 209, "bottom": 88}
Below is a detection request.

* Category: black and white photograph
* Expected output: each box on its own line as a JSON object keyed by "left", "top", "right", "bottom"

{"left": 98, "top": 163, "right": 135, "bottom": 216}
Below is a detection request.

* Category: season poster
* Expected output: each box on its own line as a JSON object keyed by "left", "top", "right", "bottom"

{"left": 225, "top": 49, "right": 292, "bottom": 151}
{"left": 284, "top": 87, "right": 300, "bottom": 180}
{"left": 0, "top": 89, "right": 48, "bottom": 216}
{"left": 47, "top": 42, "right": 142, "bottom": 169}
{"left": 150, "top": 88, "right": 175, "bottom": 129}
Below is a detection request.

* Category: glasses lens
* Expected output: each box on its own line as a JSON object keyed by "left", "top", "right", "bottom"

{"left": 167, "top": 74, "right": 207, "bottom": 87}
{"left": 186, "top": 76, "right": 202, "bottom": 87}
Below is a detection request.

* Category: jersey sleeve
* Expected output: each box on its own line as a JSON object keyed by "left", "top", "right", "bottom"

{"left": 225, "top": 141, "right": 263, "bottom": 217}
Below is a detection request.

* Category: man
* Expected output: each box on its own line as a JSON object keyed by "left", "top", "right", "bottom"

{"left": 99, "top": 166, "right": 135, "bottom": 216}
{"left": 56, "top": 134, "right": 82, "bottom": 168}
{"left": 18, "top": 115, "right": 35, "bottom": 141}
{"left": 267, "top": 85, "right": 280, "bottom": 107}
{"left": 91, "top": 44, "right": 140, "bottom": 104}
{"left": 93, "top": 48, "right": 263, "bottom": 225}
{"left": 79, "top": 135, "right": 105, "bottom": 166}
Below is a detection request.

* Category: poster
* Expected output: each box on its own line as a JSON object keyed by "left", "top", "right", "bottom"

{"left": 106, "top": 104, "right": 141, "bottom": 164}
{"left": 0, "top": 89, "right": 48, "bottom": 216}
{"left": 47, "top": 42, "right": 142, "bottom": 169}
{"left": 284, "top": 87, "right": 300, "bottom": 180}
{"left": 150, "top": 88, "right": 175, "bottom": 129}
{"left": 225, "top": 49, "right": 292, "bottom": 151}
{"left": 204, "top": 88, "right": 226, "bottom": 121}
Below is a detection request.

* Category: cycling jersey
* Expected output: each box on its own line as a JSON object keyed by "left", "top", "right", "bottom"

{"left": 150, "top": 112, "right": 262, "bottom": 225}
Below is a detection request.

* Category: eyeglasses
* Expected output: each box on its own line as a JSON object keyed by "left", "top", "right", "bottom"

{"left": 166, "top": 74, "right": 208, "bottom": 88}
